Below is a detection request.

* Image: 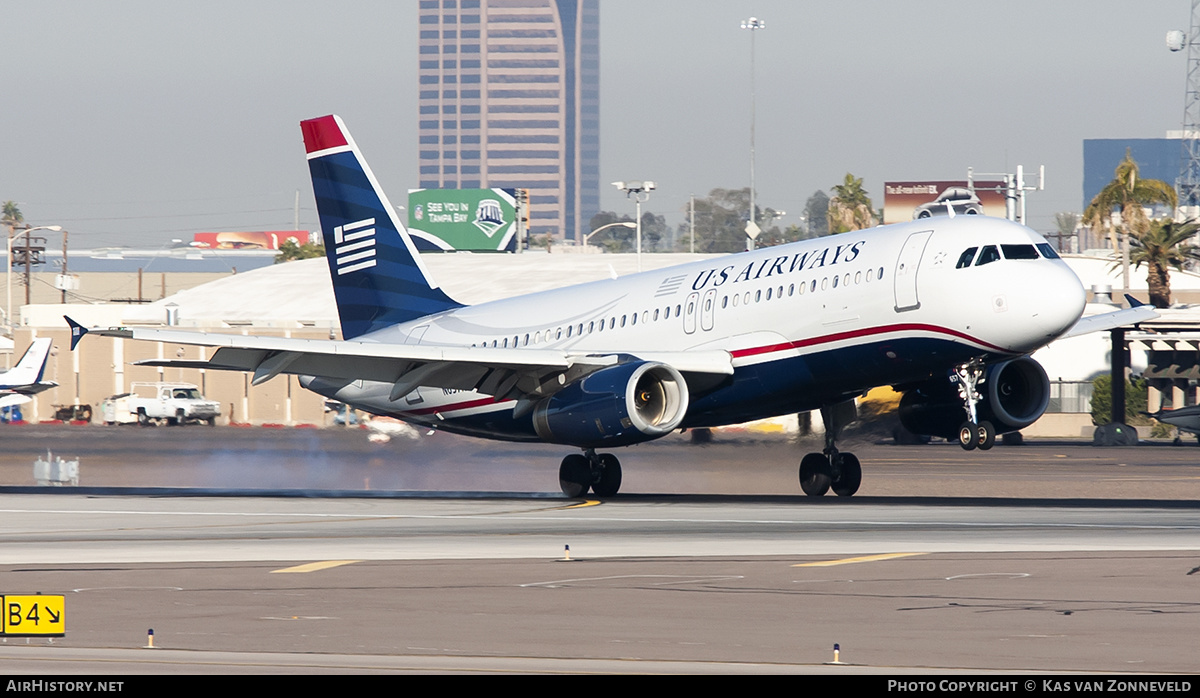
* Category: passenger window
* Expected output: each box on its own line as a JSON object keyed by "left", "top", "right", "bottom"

{"left": 1036, "top": 243, "right": 1060, "bottom": 259}
{"left": 1001, "top": 244, "right": 1038, "bottom": 260}
{"left": 956, "top": 247, "right": 978, "bottom": 269}
{"left": 975, "top": 245, "right": 1000, "bottom": 266}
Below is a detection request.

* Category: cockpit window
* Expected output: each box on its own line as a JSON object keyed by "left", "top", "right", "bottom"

{"left": 955, "top": 247, "right": 978, "bottom": 269}
{"left": 974, "top": 245, "right": 1000, "bottom": 266}
{"left": 1001, "top": 244, "right": 1039, "bottom": 260}
{"left": 1036, "top": 243, "right": 1060, "bottom": 259}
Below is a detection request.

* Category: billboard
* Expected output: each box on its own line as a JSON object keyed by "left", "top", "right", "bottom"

{"left": 883, "top": 181, "right": 1007, "bottom": 225}
{"left": 192, "top": 231, "right": 309, "bottom": 250}
{"left": 407, "top": 188, "right": 522, "bottom": 252}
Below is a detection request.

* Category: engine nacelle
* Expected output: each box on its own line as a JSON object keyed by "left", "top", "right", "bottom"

{"left": 532, "top": 361, "right": 689, "bottom": 448}
{"left": 898, "top": 357, "right": 1050, "bottom": 439}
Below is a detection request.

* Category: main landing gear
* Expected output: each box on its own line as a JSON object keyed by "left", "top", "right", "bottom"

{"left": 559, "top": 449, "right": 622, "bottom": 497}
{"left": 799, "top": 402, "right": 862, "bottom": 497}
{"left": 953, "top": 359, "right": 995, "bottom": 451}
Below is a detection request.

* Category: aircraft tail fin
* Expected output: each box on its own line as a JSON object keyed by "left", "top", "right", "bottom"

{"left": 301, "top": 115, "right": 463, "bottom": 339}
{"left": 0, "top": 337, "right": 52, "bottom": 390}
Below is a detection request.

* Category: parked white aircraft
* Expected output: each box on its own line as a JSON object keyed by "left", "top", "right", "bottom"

{"left": 0, "top": 338, "right": 57, "bottom": 409}
{"left": 67, "top": 115, "right": 1156, "bottom": 497}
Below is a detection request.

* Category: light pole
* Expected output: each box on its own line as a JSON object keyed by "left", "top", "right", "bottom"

{"left": 612, "top": 181, "right": 655, "bottom": 272}
{"left": 6, "top": 225, "right": 61, "bottom": 335}
{"left": 741, "top": 16, "right": 765, "bottom": 252}
{"left": 582, "top": 221, "right": 636, "bottom": 249}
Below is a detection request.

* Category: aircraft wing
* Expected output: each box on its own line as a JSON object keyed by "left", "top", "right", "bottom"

{"left": 1059, "top": 303, "right": 1160, "bottom": 339}
{"left": 67, "top": 319, "right": 733, "bottom": 403}
{"left": 0, "top": 393, "right": 33, "bottom": 409}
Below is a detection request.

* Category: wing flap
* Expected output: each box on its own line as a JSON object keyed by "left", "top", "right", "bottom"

{"left": 82, "top": 322, "right": 734, "bottom": 401}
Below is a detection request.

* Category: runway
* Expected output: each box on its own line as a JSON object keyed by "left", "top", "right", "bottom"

{"left": 0, "top": 426, "right": 1197, "bottom": 673}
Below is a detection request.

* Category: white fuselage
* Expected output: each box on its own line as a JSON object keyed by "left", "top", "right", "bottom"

{"left": 310, "top": 216, "right": 1085, "bottom": 439}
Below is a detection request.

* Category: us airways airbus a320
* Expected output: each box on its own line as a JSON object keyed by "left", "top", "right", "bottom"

{"left": 67, "top": 115, "right": 1154, "bottom": 497}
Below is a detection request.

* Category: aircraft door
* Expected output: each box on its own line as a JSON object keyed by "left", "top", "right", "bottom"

{"left": 893, "top": 230, "right": 933, "bottom": 312}
{"left": 700, "top": 288, "right": 717, "bottom": 331}
{"left": 684, "top": 292, "right": 699, "bottom": 334}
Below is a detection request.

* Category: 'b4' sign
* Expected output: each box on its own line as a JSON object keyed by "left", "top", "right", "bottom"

{"left": 2, "top": 595, "right": 65, "bottom": 637}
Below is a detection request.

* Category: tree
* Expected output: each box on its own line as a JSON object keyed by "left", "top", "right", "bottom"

{"left": 828, "top": 173, "right": 877, "bottom": 233}
{"left": 274, "top": 238, "right": 325, "bottom": 263}
{"left": 676, "top": 188, "right": 783, "bottom": 253}
{"left": 1090, "top": 374, "right": 1150, "bottom": 427}
{"left": 2, "top": 201, "right": 23, "bottom": 242}
{"left": 1053, "top": 211, "right": 1079, "bottom": 252}
{"left": 1127, "top": 218, "right": 1199, "bottom": 308}
{"left": 1083, "top": 149, "right": 1177, "bottom": 257}
{"left": 803, "top": 190, "right": 829, "bottom": 237}
{"left": 587, "top": 210, "right": 666, "bottom": 253}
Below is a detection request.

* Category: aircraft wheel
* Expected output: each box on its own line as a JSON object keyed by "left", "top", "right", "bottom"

{"left": 977, "top": 421, "right": 996, "bottom": 450}
{"left": 799, "top": 453, "right": 831, "bottom": 497}
{"left": 592, "top": 453, "right": 622, "bottom": 496}
{"left": 559, "top": 454, "right": 591, "bottom": 498}
{"left": 958, "top": 421, "right": 978, "bottom": 451}
{"left": 832, "top": 453, "right": 861, "bottom": 497}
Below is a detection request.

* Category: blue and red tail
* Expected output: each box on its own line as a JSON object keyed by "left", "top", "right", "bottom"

{"left": 302, "top": 115, "right": 462, "bottom": 340}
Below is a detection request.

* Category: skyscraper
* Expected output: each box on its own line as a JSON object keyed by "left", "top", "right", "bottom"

{"left": 417, "top": 0, "right": 599, "bottom": 244}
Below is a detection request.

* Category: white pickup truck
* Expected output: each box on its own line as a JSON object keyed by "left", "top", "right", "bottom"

{"left": 125, "top": 382, "right": 221, "bottom": 426}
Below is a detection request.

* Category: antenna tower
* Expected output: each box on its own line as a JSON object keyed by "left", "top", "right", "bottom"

{"left": 1179, "top": 0, "right": 1200, "bottom": 207}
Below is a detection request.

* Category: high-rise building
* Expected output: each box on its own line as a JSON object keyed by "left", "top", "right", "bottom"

{"left": 417, "top": 0, "right": 599, "bottom": 243}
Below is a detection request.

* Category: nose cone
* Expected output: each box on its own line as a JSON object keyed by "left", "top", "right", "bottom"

{"left": 1015, "top": 263, "right": 1086, "bottom": 351}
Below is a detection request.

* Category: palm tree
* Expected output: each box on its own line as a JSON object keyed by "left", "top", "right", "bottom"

{"left": 1, "top": 201, "right": 23, "bottom": 235}
{"left": 1127, "top": 218, "right": 1199, "bottom": 308}
{"left": 1083, "top": 150, "right": 1177, "bottom": 260}
{"left": 828, "top": 173, "right": 876, "bottom": 233}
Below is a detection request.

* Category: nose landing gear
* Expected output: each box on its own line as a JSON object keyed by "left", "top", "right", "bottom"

{"left": 953, "top": 359, "right": 995, "bottom": 451}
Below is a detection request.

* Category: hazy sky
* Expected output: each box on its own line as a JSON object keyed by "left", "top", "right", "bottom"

{"left": 0, "top": 1, "right": 1190, "bottom": 249}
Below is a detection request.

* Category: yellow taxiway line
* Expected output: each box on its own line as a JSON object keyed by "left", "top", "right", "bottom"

{"left": 270, "top": 560, "right": 363, "bottom": 574}
{"left": 792, "top": 552, "right": 927, "bottom": 568}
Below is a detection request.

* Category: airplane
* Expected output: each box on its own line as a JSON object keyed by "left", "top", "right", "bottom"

{"left": 0, "top": 338, "right": 58, "bottom": 409}
{"left": 1145, "top": 405, "right": 1200, "bottom": 444}
{"left": 66, "top": 114, "right": 1157, "bottom": 497}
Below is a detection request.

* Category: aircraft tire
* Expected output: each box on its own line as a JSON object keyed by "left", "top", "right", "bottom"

{"left": 977, "top": 421, "right": 996, "bottom": 450}
{"left": 799, "top": 453, "right": 831, "bottom": 497}
{"left": 831, "top": 453, "right": 861, "bottom": 497}
{"left": 559, "top": 454, "right": 591, "bottom": 498}
{"left": 592, "top": 453, "right": 622, "bottom": 497}
{"left": 958, "top": 421, "right": 978, "bottom": 451}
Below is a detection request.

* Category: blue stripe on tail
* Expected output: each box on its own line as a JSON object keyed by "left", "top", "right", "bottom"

{"left": 305, "top": 118, "right": 462, "bottom": 339}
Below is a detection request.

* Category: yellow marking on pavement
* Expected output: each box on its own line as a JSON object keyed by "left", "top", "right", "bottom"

{"left": 562, "top": 499, "right": 602, "bottom": 509}
{"left": 270, "top": 560, "right": 362, "bottom": 574}
{"left": 793, "top": 552, "right": 927, "bottom": 568}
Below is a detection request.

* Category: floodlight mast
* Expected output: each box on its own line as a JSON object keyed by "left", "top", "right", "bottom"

{"left": 1169, "top": 1, "right": 1200, "bottom": 211}
{"left": 612, "top": 181, "right": 655, "bottom": 272}
{"left": 741, "top": 17, "right": 765, "bottom": 252}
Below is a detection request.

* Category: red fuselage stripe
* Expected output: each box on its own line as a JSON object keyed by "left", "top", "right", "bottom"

{"left": 729, "top": 323, "right": 1006, "bottom": 359}
{"left": 400, "top": 324, "right": 1006, "bottom": 417}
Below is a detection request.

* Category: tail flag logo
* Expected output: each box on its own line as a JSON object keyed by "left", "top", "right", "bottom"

{"left": 334, "top": 217, "right": 377, "bottom": 275}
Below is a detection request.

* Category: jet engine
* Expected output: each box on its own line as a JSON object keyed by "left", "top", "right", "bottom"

{"left": 532, "top": 361, "right": 689, "bottom": 448}
{"left": 898, "top": 357, "right": 1050, "bottom": 438}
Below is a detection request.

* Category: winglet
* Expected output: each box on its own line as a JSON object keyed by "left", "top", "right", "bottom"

{"left": 65, "top": 316, "right": 88, "bottom": 351}
{"left": 1125, "top": 293, "right": 1148, "bottom": 308}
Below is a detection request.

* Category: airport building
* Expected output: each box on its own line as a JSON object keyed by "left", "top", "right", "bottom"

{"left": 417, "top": 0, "right": 600, "bottom": 243}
